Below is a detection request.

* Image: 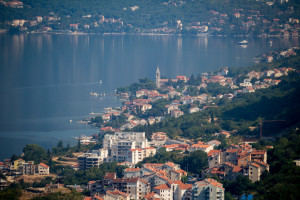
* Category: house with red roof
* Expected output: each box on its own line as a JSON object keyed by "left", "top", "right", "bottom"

{"left": 143, "top": 192, "right": 161, "bottom": 200}
{"left": 189, "top": 143, "right": 213, "bottom": 153}
{"left": 123, "top": 167, "right": 141, "bottom": 178}
{"left": 112, "top": 177, "right": 150, "bottom": 199}
{"left": 105, "top": 190, "right": 130, "bottom": 200}
{"left": 153, "top": 184, "right": 172, "bottom": 200}
{"left": 192, "top": 178, "right": 224, "bottom": 200}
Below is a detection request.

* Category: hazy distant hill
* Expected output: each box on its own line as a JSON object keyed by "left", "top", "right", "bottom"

{"left": 1, "top": 0, "right": 300, "bottom": 34}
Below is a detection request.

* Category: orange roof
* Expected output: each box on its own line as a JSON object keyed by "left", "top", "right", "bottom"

{"left": 117, "top": 161, "right": 134, "bottom": 165}
{"left": 178, "top": 183, "right": 193, "bottom": 190}
{"left": 83, "top": 197, "right": 92, "bottom": 200}
{"left": 251, "top": 163, "right": 260, "bottom": 168}
{"left": 195, "top": 178, "right": 224, "bottom": 190}
{"left": 253, "top": 160, "right": 269, "bottom": 167}
{"left": 125, "top": 168, "right": 141, "bottom": 172}
{"left": 191, "top": 144, "right": 211, "bottom": 148}
{"left": 129, "top": 148, "right": 143, "bottom": 151}
{"left": 252, "top": 150, "right": 266, "bottom": 155}
{"left": 226, "top": 149, "right": 238, "bottom": 153}
{"left": 168, "top": 180, "right": 183, "bottom": 185}
{"left": 107, "top": 190, "right": 129, "bottom": 197}
{"left": 93, "top": 196, "right": 104, "bottom": 200}
{"left": 154, "top": 184, "right": 170, "bottom": 190}
{"left": 232, "top": 166, "right": 242, "bottom": 172}
{"left": 144, "top": 193, "right": 159, "bottom": 199}
{"left": 221, "top": 131, "right": 230, "bottom": 135}
{"left": 39, "top": 163, "right": 49, "bottom": 168}
{"left": 104, "top": 172, "right": 116, "bottom": 180}
{"left": 144, "top": 147, "right": 156, "bottom": 150}
{"left": 156, "top": 175, "right": 169, "bottom": 181}
{"left": 208, "top": 150, "right": 221, "bottom": 157}
{"left": 165, "top": 162, "right": 176, "bottom": 168}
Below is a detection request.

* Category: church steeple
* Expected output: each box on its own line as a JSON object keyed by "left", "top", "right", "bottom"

{"left": 156, "top": 66, "right": 160, "bottom": 88}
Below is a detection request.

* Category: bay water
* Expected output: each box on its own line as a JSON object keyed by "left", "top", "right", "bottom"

{"left": 0, "top": 33, "right": 298, "bottom": 160}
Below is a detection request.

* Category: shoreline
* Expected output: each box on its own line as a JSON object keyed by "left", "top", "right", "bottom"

{"left": 2, "top": 29, "right": 299, "bottom": 38}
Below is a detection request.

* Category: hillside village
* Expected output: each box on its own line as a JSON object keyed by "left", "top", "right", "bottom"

{"left": 0, "top": 0, "right": 299, "bottom": 36}
{"left": 1, "top": 47, "right": 299, "bottom": 199}
{"left": 87, "top": 47, "right": 298, "bottom": 134}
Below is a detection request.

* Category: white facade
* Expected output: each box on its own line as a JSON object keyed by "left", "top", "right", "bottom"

{"left": 192, "top": 179, "right": 224, "bottom": 200}
{"left": 103, "top": 132, "right": 149, "bottom": 162}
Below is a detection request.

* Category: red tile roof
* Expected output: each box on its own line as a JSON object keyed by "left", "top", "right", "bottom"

{"left": 154, "top": 184, "right": 170, "bottom": 190}
{"left": 104, "top": 172, "right": 116, "bottom": 180}
{"left": 107, "top": 190, "right": 129, "bottom": 197}
{"left": 251, "top": 163, "right": 260, "bottom": 168}
{"left": 39, "top": 163, "right": 49, "bottom": 168}
{"left": 208, "top": 150, "right": 221, "bottom": 157}
{"left": 125, "top": 168, "right": 141, "bottom": 172}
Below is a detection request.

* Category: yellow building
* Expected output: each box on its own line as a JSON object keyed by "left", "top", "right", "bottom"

{"left": 11, "top": 158, "right": 25, "bottom": 171}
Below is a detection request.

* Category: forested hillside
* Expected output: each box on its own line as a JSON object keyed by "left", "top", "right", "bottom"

{"left": 133, "top": 54, "right": 300, "bottom": 140}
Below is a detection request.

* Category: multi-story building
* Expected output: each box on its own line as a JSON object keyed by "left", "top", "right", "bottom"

{"left": 78, "top": 150, "right": 108, "bottom": 170}
{"left": 127, "top": 147, "right": 156, "bottom": 164}
{"left": 105, "top": 190, "right": 130, "bottom": 200}
{"left": 112, "top": 177, "right": 150, "bottom": 199}
{"left": 103, "top": 132, "right": 149, "bottom": 162}
{"left": 192, "top": 178, "right": 224, "bottom": 200}
{"left": 21, "top": 162, "right": 49, "bottom": 175}
{"left": 88, "top": 172, "right": 116, "bottom": 195}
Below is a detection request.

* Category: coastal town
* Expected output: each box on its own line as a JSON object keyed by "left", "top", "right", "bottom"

{"left": 0, "top": 46, "right": 299, "bottom": 200}
{"left": 0, "top": 0, "right": 299, "bottom": 36}
{"left": 87, "top": 47, "right": 298, "bottom": 134}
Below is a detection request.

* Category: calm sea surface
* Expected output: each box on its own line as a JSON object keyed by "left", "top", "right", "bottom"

{"left": 0, "top": 33, "right": 298, "bottom": 160}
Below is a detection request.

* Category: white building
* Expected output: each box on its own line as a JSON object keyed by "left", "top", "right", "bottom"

{"left": 103, "top": 132, "right": 149, "bottom": 162}
{"left": 192, "top": 178, "right": 224, "bottom": 200}
{"left": 78, "top": 149, "right": 108, "bottom": 170}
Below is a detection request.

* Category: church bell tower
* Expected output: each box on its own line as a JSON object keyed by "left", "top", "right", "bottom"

{"left": 156, "top": 66, "right": 160, "bottom": 88}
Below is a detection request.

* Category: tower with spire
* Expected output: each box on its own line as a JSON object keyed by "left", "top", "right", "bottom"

{"left": 156, "top": 66, "right": 160, "bottom": 88}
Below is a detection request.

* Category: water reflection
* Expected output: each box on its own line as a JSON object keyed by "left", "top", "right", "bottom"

{"left": 0, "top": 33, "right": 299, "bottom": 160}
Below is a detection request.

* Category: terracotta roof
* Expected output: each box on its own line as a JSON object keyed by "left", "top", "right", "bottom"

{"left": 221, "top": 131, "right": 230, "bottom": 135}
{"left": 93, "top": 196, "right": 104, "bottom": 200}
{"left": 253, "top": 160, "right": 269, "bottom": 167}
{"left": 129, "top": 148, "right": 143, "bottom": 151}
{"left": 156, "top": 175, "right": 169, "bottom": 181}
{"left": 252, "top": 150, "right": 267, "bottom": 155}
{"left": 167, "top": 180, "right": 182, "bottom": 185}
{"left": 165, "top": 162, "right": 176, "bottom": 168}
{"left": 154, "top": 184, "right": 170, "bottom": 190}
{"left": 144, "top": 147, "right": 156, "bottom": 150}
{"left": 117, "top": 161, "right": 134, "bottom": 165}
{"left": 39, "top": 163, "right": 49, "bottom": 168}
{"left": 88, "top": 181, "right": 96, "bottom": 184}
{"left": 83, "top": 197, "right": 92, "bottom": 200}
{"left": 107, "top": 190, "right": 129, "bottom": 197}
{"left": 125, "top": 167, "right": 141, "bottom": 172}
{"left": 251, "top": 163, "right": 260, "bottom": 168}
{"left": 208, "top": 150, "right": 221, "bottom": 157}
{"left": 144, "top": 192, "right": 160, "bottom": 200}
{"left": 232, "top": 166, "right": 242, "bottom": 172}
{"left": 104, "top": 172, "right": 116, "bottom": 180}
{"left": 226, "top": 149, "right": 238, "bottom": 153}
{"left": 178, "top": 183, "right": 192, "bottom": 190}
{"left": 112, "top": 177, "right": 147, "bottom": 184}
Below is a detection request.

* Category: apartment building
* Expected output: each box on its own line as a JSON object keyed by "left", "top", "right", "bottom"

{"left": 192, "top": 178, "right": 224, "bottom": 200}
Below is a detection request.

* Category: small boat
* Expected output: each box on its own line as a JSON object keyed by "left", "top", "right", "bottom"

{"left": 238, "top": 40, "right": 248, "bottom": 45}
{"left": 99, "top": 80, "right": 102, "bottom": 84}
{"left": 269, "top": 41, "right": 272, "bottom": 46}
{"left": 90, "top": 92, "right": 99, "bottom": 96}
